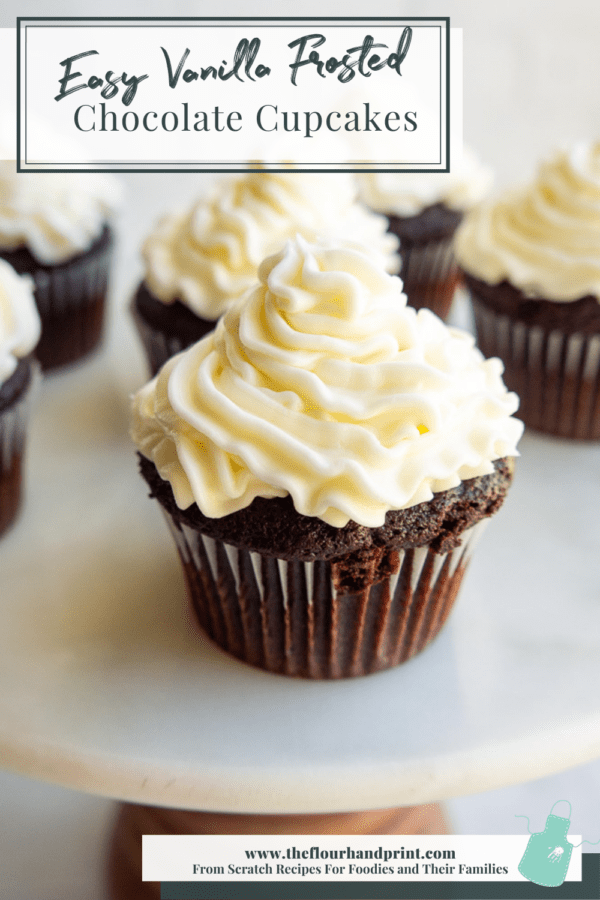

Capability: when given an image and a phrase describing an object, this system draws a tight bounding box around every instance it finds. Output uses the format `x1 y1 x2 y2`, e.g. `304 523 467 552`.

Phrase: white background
2 1 600 899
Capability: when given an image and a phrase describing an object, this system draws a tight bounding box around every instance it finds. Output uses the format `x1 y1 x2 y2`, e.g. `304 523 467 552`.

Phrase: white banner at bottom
142 835 582 883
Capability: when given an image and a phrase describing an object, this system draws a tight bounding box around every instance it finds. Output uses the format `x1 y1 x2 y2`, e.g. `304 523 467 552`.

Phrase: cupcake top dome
455 141 600 302
0 258 41 381
357 146 493 217
141 169 399 322
131 236 523 528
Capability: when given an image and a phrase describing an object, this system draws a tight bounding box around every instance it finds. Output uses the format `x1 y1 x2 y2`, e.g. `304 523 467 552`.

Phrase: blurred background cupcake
357 147 493 320
0 160 121 372
132 168 399 375
0 258 40 536
455 141 600 440
131 236 523 679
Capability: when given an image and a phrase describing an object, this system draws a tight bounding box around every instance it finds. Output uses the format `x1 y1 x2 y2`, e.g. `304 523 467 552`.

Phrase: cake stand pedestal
108 804 448 900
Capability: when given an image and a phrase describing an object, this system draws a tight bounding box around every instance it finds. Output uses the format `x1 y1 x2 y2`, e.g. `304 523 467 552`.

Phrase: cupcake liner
132 303 196 377
471 294 600 439
131 283 215 376
399 235 461 320
385 205 464 321
163 513 488 679
0 362 37 536
25 226 113 371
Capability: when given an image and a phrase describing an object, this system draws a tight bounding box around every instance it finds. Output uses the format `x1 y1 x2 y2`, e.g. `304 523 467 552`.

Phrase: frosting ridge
0 165 121 265
358 147 493 217
142 170 399 320
454 141 600 302
0 258 41 381
132 236 523 528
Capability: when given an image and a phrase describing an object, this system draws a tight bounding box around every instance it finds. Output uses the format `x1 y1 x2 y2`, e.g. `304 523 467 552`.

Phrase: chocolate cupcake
133 169 399 375
0 166 120 371
131 237 523 679
0 259 41 536
455 141 600 440
358 147 492 320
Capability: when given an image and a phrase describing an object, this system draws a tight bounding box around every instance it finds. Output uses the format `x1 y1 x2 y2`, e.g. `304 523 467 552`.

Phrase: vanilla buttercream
131 236 522 528
142 170 399 321
455 142 600 302
0 164 121 265
0 259 41 382
358 147 493 218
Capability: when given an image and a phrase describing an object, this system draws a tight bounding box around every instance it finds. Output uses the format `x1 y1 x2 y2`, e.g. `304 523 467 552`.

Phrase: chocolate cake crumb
387 203 463 245
464 272 600 334
139 453 514 563
0 225 112 274
133 281 215 342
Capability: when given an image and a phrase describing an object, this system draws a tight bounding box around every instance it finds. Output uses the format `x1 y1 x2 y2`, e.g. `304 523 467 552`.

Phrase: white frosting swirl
455 142 600 302
0 164 121 265
0 258 41 382
358 147 493 217
142 170 399 321
132 237 522 529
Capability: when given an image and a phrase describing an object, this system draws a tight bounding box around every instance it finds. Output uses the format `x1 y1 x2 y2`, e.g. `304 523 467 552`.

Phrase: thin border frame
16 16 451 174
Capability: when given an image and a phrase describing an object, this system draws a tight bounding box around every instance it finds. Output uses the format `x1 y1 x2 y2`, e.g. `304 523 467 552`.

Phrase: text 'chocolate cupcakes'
131 237 523 678
456 141 600 440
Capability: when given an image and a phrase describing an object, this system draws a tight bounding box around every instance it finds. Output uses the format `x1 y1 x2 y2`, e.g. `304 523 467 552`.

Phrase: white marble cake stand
1 316 600 897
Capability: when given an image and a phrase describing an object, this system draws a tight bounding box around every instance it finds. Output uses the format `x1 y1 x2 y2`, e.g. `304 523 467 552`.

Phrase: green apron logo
517 801 574 888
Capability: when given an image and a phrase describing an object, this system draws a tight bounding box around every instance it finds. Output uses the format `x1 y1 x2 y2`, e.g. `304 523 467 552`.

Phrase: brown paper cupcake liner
1 226 114 372
0 361 37 537
34 228 113 371
132 304 199 377
131 282 216 376
399 236 461 320
163 514 488 679
472 296 600 439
